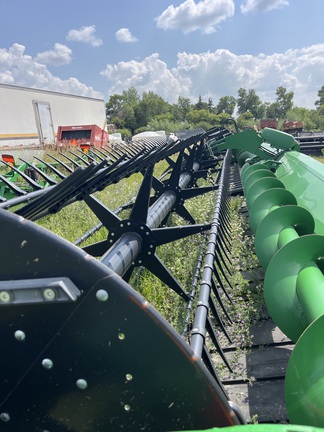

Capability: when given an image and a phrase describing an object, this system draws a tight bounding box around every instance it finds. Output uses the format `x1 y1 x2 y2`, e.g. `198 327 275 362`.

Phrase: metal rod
190 149 232 357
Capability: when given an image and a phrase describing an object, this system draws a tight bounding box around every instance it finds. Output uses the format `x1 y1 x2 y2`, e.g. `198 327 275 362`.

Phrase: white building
0 84 106 149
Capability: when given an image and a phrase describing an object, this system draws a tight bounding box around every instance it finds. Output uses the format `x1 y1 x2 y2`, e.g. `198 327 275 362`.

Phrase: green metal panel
285 314 324 427
183 424 324 432
276 151 324 234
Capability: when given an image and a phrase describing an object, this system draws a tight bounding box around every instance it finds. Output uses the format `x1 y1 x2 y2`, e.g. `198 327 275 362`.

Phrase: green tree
310 107 324 130
216 112 233 126
207 97 213 112
215 96 236 115
106 93 125 122
106 87 141 134
236 88 263 119
146 113 189 134
265 102 279 119
275 86 294 118
172 96 191 121
187 109 214 125
316 105 324 128
186 109 229 130
123 105 137 133
134 91 171 128
315 85 324 109
265 87 294 119
122 87 140 108
285 107 317 131
257 103 267 120
236 112 255 130
194 95 208 110
111 115 125 129
115 128 132 140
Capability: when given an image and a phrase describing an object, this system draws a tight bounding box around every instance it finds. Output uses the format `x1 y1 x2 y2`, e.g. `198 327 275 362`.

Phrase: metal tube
296 261 324 325
0 186 55 209
146 192 177 228
100 160 203 276
277 226 299 249
101 232 143 275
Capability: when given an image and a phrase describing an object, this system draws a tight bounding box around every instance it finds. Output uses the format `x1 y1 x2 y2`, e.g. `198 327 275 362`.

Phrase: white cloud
101 44 324 109
156 0 235 34
35 43 72 66
100 53 191 101
2 42 323 109
66 25 103 47
0 70 14 84
115 28 138 43
0 43 102 98
241 0 289 14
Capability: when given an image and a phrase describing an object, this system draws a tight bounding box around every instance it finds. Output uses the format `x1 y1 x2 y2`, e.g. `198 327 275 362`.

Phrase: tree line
106 85 324 138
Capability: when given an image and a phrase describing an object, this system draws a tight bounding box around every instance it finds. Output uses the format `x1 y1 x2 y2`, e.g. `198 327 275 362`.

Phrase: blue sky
0 0 323 108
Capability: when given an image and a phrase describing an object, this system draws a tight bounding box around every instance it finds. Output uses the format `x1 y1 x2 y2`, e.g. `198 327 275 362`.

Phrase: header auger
209 126 324 427
0 125 324 430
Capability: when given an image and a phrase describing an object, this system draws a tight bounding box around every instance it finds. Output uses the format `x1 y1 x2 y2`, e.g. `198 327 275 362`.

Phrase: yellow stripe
0 133 57 139
0 133 39 139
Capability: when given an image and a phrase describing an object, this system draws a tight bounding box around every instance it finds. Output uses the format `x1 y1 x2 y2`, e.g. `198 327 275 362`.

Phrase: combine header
0 126 324 431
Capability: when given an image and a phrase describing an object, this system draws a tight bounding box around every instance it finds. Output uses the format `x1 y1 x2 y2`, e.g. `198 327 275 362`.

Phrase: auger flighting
209 126 324 427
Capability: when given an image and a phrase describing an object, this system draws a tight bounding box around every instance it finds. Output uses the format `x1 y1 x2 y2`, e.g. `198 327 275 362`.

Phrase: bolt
42 358 53 369
76 379 88 390
0 291 10 303
96 289 109 302
0 413 10 422
43 288 56 301
14 330 26 342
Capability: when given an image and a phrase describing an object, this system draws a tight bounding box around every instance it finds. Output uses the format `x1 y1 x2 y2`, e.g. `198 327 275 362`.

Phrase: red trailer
282 120 303 135
260 118 279 130
56 124 109 148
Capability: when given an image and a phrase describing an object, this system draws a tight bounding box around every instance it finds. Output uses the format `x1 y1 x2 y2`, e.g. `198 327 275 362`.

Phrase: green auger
209 126 324 427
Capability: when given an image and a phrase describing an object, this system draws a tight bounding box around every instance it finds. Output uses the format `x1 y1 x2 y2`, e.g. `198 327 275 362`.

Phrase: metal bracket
0 277 81 305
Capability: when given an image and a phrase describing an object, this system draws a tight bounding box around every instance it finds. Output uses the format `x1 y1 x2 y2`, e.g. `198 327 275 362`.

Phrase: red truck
56 124 109 148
